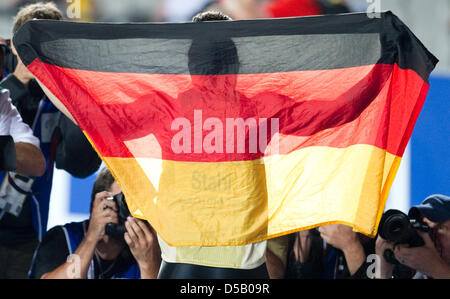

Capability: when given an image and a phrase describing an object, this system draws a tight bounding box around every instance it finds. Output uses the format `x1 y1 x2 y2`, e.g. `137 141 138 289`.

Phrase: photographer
28 167 161 279
0 2 101 279
376 194 450 279
0 87 45 177
285 224 375 279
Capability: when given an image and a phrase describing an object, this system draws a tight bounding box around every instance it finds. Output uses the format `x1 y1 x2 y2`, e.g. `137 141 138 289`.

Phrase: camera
105 192 130 242
0 135 17 172
378 209 431 264
0 39 17 80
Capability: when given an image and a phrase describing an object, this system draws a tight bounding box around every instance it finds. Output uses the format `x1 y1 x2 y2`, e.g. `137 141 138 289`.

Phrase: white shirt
157 234 267 269
0 88 40 148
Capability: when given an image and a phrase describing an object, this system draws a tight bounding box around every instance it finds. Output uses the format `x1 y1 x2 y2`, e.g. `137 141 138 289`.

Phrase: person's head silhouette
188 11 239 92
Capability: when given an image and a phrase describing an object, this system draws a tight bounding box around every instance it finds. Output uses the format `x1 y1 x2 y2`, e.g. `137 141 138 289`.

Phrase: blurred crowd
0 0 371 37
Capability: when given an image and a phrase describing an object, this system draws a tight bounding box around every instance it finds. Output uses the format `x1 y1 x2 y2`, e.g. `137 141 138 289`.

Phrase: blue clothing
29 220 141 279
0 98 60 241
1 74 100 245
61 220 141 279
28 98 60 241
323 246 338 279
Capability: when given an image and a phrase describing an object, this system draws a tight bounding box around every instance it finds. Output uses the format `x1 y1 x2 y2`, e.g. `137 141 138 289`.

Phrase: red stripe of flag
29 59 429 161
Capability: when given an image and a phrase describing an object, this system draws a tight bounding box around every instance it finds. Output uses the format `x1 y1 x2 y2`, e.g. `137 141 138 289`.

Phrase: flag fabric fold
14 11 437 246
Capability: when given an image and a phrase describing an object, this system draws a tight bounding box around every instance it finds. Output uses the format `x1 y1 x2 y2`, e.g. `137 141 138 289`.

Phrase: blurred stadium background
0 0 448 230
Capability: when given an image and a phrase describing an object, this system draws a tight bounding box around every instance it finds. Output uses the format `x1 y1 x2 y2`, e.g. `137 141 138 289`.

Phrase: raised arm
272 64 391 137
318 224 367 276
34 77 77 124
14 142 45 177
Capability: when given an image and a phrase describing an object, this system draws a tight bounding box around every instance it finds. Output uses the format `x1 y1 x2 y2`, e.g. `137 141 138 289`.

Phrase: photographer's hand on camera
375 236 395 278
124 217 161 279
394 229 450 278
41 191 120 279
86 191 118 243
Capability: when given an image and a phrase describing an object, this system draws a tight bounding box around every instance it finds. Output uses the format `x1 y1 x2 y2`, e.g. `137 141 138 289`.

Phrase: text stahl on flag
14 12 438 246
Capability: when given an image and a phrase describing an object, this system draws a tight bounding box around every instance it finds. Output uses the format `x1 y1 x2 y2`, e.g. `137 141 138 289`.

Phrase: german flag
14 12 437 246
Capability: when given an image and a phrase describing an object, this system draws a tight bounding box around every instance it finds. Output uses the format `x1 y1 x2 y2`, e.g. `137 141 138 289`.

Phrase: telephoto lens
378 209 430 264
379 210 413 244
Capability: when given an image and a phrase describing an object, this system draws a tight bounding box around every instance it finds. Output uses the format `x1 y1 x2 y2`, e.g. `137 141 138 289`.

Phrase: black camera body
378 209 431 264
0 39 17 80
0 135 17 172
105 192 130 242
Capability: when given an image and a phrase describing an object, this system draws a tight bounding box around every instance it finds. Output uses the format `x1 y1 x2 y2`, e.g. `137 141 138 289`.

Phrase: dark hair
13 2 63 34
188 11 238 75
90 167 116 213
192 10 232 22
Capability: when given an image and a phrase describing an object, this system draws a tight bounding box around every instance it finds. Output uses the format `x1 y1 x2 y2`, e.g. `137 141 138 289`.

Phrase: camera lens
105 193 130 242
384 214 409 242
379 209 410 243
